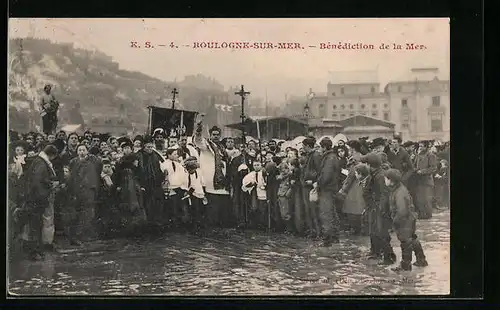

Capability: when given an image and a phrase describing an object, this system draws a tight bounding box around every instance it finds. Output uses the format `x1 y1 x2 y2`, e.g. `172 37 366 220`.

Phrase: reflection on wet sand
8 210 449 296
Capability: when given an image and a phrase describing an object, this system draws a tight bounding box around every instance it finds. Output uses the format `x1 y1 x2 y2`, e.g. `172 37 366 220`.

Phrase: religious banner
148 106 198 137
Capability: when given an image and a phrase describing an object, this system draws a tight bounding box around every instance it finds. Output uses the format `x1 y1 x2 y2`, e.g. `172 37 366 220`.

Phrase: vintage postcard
7 18 450 296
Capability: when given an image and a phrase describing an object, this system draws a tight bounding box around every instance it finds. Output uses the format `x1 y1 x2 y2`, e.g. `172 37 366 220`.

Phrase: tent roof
225 116 307 130
61 124 82 132
342 125 394 132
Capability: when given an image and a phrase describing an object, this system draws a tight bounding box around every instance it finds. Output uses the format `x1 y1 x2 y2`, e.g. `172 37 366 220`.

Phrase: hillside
8 37 178 133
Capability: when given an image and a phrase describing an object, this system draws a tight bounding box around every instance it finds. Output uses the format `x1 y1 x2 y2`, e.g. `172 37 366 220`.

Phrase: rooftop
342 125 394 132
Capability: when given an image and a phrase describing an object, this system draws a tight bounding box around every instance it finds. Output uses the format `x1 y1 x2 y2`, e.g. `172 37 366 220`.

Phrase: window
383 112 390 121
372 111 378 117
332 113 338 118
333 105 337 110
340 114 346 119
341 87 344 95
340 104 345 110
92 118 98 124
401 114 410 129
372 104 377 109
361 104 366 109
349 104 354 109
430 113 443 132
401 99 408 108
319 104 326 116
384 103 388 109
432 96 441 107
371 87 375 94
360 112 367 116
349 113 354 117
398 86 402 92
332 92 336 96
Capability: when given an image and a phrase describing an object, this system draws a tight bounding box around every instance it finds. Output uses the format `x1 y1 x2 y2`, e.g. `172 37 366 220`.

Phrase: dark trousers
292 187 305 234
346 213 363 234
249 199 269 230
302 186 321 236
415 184 433 219
66 188 97 242
42 112 57 135
232 185 246 226
375 213 396 260
143 187 166 226
168 188 188 226
397 219 427 267
24 203 47 254
318 190 340 240
187 197 206 231
206 193 232 228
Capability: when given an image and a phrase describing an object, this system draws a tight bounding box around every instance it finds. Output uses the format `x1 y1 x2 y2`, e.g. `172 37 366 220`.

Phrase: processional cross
171 88 179 110
235 85 250 142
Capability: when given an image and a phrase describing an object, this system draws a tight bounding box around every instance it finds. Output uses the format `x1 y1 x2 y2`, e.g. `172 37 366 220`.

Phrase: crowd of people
8 118 450 272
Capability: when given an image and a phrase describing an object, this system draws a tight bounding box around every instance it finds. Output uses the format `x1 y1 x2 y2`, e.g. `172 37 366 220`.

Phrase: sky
9 18 450 104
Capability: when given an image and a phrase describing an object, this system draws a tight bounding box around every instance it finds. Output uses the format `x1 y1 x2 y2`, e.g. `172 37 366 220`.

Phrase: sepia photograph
7 18 450 296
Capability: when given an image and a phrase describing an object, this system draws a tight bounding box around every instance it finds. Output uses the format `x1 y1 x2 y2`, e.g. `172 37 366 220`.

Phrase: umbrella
332 133 348 146
60 124 82 133
291 136 306 145
316 135 335 146
245 136 259 143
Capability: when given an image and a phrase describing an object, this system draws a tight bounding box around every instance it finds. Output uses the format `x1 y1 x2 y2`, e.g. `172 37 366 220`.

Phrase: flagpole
265 88 269 140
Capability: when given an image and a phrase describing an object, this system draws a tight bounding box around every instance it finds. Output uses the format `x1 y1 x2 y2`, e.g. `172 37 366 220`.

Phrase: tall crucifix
171 88 179 110
235 85 250 142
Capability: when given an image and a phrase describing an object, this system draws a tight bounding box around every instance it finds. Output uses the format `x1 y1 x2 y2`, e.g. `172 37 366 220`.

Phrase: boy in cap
181 156 207 234
370 137 387 154
361 153 397 264
164 148 188 228
385 168 428 271
242 159 268 230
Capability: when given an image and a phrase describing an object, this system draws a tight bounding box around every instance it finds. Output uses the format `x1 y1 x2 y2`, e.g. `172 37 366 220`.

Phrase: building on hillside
85 116 133 136
385 68 449 141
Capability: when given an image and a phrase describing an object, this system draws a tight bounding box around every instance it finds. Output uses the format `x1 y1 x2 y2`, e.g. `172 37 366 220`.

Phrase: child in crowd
342 163 371 235
434 159 450 209
242 159 269 230
276 161 294 234
165 148 188 228
97 158 116 237
181 156 207 234
114 153 146 236
385 169 428 272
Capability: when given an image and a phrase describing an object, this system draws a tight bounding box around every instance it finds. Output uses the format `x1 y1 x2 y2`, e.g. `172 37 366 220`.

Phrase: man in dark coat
361 153 397 265
300 136 322 238
316 138 341 246
136 135 167 231
39 84 59 135
413 141 438 219
67 144 102 245
386 135 415 186
21 145 59 260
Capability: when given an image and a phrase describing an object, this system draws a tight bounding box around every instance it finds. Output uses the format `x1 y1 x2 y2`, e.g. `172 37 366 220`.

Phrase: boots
322 235 340 247
378 252 397 266
412 239 429 267
367 235 382 259
392 261 412 272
